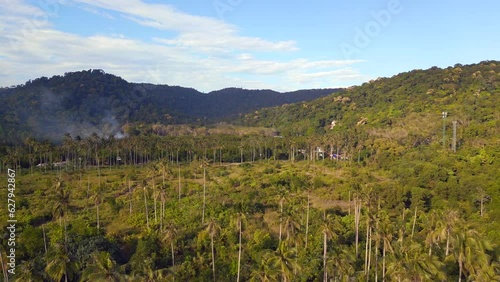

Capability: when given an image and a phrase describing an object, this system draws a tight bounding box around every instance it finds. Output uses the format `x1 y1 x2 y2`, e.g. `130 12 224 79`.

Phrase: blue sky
1 0 499 92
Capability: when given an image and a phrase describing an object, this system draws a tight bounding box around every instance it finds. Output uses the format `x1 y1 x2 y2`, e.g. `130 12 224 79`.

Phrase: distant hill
0 70 339 143
236 61 500 147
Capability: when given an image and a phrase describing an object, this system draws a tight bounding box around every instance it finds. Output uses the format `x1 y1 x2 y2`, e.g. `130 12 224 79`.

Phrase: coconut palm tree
24 137 38 175
282 212 301 244
326 246 355 282
272 241 299 282
14 259 44 282
132 257 170 282
81 251 126 282
202 163 207 225
205 218 220 282
52 177 70 245
422 210 446 258
378 210 395 282
249 251 279 282
386 241 445 282
45 243 77 282
353 191 362 258
235 212 247 282
319 214 336 282
443 209 460 256
90 184 104 230
276 188 289 243
142 180 150 229
146 165 159 224
162 223 178 268
62 133 74 170
159 188 167 231
449 227 496 282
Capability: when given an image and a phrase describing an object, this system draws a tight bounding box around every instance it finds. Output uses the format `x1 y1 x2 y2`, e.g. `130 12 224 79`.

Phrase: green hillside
237 61 499 145
0 61 499 281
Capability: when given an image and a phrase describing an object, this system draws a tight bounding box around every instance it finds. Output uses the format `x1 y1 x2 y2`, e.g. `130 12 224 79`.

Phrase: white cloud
0 0 366 91
71 0 297 53
289 68 368 85
69 2 116 19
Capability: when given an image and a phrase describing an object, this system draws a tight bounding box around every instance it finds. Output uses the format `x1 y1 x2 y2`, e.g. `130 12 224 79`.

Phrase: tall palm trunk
96 152 100 183
211 234 216 282
279 198 283 243
178 165 182 200
367 227 372 281
364 217 370 276
382 240 386 282
43 224 48 255
411 206 417 240
323 230 328 282
458 259 463 282
400 208 406 246
375 233 379 282
86 177 90 211
171 242 175 267
144 187 149 229
64 217 68 248
237 217 242 282
446 228 450 256
0 250 8 282
202 166 206 225
375 210 380 282
153 180 157 223
348 191 351 215
96 201 100 230
355 197 361 257
162 165 165 188
305 191 310 250
160 197 165 231
128 180 132 215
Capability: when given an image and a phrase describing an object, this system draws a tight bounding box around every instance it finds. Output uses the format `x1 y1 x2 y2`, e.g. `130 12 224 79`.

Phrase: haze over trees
0 69 338 143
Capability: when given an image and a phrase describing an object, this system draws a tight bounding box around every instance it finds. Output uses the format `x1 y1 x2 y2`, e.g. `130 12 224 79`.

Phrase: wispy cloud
65 1 115 19
72 0 297 53
0 0 366 91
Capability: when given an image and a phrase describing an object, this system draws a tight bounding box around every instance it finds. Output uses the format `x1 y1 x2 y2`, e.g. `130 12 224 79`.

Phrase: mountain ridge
0 69 339 143
236 60 500 144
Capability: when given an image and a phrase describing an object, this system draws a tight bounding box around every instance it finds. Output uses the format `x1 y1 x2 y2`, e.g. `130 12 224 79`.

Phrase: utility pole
442 112 448 149
452 121 457 153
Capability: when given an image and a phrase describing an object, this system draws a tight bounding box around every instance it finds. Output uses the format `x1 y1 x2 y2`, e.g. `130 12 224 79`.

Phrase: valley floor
1 158 499 281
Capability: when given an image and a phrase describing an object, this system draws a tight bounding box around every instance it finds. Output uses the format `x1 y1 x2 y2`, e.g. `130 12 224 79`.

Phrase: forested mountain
0 70 338 143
